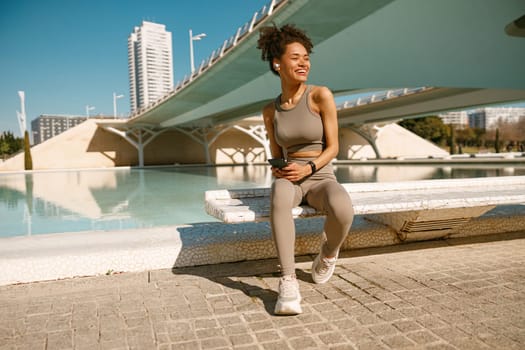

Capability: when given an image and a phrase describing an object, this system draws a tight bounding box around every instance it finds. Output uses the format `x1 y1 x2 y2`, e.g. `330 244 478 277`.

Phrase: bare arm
310 85 339 170
262 102 283 159
264 102 292 179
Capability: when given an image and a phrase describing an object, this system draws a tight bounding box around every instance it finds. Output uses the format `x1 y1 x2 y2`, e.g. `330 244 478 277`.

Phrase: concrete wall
0 120 137 171
144 130 205 165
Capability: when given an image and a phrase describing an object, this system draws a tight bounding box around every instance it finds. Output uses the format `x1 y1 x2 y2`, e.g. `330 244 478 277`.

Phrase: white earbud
274 63 280 69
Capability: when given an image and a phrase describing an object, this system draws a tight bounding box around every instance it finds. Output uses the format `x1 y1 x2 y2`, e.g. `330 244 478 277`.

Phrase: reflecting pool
1 163 524 237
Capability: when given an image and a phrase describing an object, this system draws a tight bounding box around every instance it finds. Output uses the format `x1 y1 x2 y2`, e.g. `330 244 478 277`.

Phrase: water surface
1 163 524 237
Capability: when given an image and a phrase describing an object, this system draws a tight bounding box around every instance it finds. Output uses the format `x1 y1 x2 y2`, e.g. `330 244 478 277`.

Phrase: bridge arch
342 124 382 159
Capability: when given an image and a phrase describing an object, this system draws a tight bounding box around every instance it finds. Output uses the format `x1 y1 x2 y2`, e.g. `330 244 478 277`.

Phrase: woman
257 24 354 315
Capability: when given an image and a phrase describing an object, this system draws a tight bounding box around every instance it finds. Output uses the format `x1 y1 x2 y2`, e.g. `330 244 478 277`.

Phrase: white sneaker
312 251 338 284
274 275 302 315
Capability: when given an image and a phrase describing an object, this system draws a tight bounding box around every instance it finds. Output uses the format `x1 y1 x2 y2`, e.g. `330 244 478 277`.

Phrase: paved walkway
1 232 524 350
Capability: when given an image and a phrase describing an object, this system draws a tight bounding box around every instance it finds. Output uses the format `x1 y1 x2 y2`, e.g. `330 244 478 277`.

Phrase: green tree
472 128 486 148
449 125 456 155
0 131 23 157
398 116 449 145
495 128 500 153
456 128 476 147
13 133 23 152
0 137 9 157
24 130 33 170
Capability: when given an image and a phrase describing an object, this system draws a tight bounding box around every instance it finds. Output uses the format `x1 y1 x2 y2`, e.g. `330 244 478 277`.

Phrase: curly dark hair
257 24 313 76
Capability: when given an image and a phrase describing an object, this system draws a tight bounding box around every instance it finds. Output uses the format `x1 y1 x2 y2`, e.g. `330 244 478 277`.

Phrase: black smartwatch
307 161 317 174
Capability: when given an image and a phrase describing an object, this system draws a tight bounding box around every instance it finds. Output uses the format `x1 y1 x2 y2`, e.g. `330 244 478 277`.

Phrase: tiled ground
1 231 524 349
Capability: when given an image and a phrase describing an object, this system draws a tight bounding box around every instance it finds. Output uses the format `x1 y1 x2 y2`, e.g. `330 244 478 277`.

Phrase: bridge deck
124 0 525 129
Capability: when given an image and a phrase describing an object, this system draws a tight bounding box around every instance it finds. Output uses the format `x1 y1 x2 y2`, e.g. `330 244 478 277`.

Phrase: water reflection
334 165 438 183
1 164 524 237
333 164 522 183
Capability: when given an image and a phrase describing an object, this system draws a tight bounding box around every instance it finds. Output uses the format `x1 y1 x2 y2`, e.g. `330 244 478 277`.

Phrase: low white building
438 111 469 129
439 107 525 130
468 107 525 130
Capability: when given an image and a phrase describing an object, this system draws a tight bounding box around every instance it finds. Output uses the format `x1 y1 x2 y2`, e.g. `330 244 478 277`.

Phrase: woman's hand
272 162 311 182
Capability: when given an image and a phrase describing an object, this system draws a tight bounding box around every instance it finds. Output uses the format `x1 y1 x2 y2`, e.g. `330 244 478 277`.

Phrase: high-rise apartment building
31 114 115 144
31 115 87 144
128 21 173 112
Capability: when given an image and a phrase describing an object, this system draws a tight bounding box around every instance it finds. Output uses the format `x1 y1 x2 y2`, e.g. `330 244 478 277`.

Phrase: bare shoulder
262 101 275 122
310 85 334 104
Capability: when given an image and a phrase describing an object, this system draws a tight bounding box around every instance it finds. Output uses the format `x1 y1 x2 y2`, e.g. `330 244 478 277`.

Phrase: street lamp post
16 91 27 137
113 93 124 118
86 105 95 118
189 29 206 74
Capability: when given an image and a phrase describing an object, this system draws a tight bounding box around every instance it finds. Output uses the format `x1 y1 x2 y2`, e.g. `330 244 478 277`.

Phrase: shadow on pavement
170 222 525 316
170 256 313 316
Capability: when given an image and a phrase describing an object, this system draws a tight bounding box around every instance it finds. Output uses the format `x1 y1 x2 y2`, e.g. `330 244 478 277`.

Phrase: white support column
233 124 270 159
175 123 271 165
137 131 144 167
205 141 211 164
345 124 382 159
101 125 164 167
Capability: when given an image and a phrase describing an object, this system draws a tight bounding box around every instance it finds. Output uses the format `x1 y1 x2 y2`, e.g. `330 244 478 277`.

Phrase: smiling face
274 42 310 84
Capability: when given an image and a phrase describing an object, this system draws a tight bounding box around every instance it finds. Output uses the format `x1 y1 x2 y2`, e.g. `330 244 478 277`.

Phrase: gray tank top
273 85 325 156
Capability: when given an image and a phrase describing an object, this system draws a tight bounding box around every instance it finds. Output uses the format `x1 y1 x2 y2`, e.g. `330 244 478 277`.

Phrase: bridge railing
129 0 286 119
336 87 431 110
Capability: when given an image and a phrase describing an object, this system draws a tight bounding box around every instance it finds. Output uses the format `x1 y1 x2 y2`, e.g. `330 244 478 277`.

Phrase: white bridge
98 0 525 166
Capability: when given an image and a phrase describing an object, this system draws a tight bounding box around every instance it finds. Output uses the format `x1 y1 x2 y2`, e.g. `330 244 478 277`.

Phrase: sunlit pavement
1 231 524 349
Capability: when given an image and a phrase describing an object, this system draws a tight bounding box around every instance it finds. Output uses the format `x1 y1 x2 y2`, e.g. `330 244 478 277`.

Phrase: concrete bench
205 176 525 241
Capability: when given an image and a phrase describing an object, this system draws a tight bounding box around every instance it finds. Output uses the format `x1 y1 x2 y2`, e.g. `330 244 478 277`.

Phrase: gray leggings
270 159 354 276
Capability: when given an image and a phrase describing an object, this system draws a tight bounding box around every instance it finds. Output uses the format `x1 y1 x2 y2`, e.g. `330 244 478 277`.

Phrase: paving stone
354 340 389 350
242 312 270 323
196 327 224 339
304 321 335 334
288 336 318 349
233 345 261 350
317 331 347 345
229 333 255 346
381 334 416 348
73 328 99 345
46 330 73 349
406 329 440 345
170 340 200 350
279 325 309 338
254 330 279 343
249 320 275 333
392 319 422 333
356 313 383 326
200 336 231 349
368 323 400 337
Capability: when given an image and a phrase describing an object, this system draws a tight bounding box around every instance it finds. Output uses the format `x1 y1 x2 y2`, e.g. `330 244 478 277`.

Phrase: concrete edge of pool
1 204 523 286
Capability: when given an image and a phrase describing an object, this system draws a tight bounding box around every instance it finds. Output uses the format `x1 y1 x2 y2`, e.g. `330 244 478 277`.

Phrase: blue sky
0 0 270 136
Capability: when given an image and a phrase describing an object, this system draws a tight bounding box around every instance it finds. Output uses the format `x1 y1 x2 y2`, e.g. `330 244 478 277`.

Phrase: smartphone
268 158 288 169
